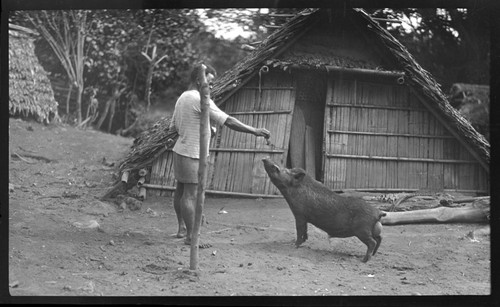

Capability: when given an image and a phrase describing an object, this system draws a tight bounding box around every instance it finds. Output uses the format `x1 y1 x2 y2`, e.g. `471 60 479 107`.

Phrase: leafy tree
10 9 206 132
369 8 490 90
367 8 490 140
190 31 250 77
193 9 302 78
23 10 90 124
201 8 301 42
83 9 205 132
83 9 137 131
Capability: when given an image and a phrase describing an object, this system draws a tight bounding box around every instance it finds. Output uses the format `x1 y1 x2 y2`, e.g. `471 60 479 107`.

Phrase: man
168 64 271 248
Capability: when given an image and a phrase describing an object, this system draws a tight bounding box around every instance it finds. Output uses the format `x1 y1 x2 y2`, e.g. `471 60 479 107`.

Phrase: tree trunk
144 65 154 111
66 83 72 115
85 100 91 120
107 99 116 133
76 85 83 124
96 87 125 131
125 74 139 129
124 104 129 129
95 95 112 130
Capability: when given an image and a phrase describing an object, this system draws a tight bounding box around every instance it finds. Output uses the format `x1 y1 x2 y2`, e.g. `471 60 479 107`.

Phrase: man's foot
176 229 187 238
184 238 212 249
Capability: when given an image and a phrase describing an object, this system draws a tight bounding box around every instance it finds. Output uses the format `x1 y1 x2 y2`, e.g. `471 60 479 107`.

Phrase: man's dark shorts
173 152 199 184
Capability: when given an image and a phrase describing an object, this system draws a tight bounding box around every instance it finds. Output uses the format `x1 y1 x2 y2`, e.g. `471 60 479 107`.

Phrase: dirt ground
6 117 491 301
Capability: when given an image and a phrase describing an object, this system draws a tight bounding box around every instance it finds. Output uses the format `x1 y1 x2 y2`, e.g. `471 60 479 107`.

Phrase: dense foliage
84 10 204 98
369 8 490 91
9 8 489 137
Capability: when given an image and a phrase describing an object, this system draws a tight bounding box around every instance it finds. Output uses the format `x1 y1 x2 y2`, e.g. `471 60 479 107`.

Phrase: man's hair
190 63 217 84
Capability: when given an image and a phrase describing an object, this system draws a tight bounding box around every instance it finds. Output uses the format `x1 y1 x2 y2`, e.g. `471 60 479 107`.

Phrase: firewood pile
118 116 178 174
101 116 178 200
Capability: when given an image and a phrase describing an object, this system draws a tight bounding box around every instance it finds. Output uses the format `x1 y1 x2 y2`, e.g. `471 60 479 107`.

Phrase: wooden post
137 176 146 200
137 169 148 200
190 65 210 270
138 186 147 200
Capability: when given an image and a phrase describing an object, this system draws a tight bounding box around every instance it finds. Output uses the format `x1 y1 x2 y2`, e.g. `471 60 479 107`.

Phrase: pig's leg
372 221 383 255
357 234 377 262
294 217 308 247
373 235 382 255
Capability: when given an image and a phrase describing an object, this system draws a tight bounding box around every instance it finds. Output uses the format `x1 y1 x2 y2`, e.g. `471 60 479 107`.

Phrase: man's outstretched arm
224 116 270 138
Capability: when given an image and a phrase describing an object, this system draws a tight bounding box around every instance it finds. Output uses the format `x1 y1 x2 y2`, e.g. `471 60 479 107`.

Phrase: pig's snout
262 157 273 168
261 157 272 164
262 158 280 173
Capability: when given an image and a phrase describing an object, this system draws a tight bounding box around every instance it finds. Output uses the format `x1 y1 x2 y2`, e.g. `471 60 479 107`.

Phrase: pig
262 158 386 262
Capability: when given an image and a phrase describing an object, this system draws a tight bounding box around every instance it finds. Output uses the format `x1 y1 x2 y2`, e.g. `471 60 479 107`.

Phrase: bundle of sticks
118 116 178 173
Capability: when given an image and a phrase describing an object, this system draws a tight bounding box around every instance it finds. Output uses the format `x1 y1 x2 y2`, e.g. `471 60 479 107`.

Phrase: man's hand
255 128 271 139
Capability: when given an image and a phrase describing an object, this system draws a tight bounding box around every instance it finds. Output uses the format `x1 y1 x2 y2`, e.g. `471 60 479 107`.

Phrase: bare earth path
6 118 491 303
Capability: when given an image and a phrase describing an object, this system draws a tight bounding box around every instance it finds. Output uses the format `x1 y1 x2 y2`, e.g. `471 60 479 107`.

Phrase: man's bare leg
180 183 211 248
173 181 186 238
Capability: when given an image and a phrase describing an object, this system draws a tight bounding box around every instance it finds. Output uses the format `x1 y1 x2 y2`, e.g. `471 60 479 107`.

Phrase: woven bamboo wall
149 70 296 196
149 151 176 196
323 74 489 193
207 71 296 195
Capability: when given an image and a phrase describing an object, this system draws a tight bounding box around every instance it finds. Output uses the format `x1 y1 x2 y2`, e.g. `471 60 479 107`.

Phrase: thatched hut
9 24 59 123
121 8 489 197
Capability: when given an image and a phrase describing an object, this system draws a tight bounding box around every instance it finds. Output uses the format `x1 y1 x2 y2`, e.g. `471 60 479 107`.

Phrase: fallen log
454 196 490 204
381 206 489 225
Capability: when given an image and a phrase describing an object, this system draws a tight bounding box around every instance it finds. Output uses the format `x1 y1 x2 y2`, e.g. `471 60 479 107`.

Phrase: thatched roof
209 9 319 101
119 8 489 174
9 24 59 123
209 8 489 166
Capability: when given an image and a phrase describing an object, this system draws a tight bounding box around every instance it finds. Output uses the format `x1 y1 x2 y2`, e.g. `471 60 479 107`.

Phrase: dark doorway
288 71 327 180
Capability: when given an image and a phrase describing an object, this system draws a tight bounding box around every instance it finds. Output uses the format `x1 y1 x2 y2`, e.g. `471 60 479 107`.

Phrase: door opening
287 71 326 181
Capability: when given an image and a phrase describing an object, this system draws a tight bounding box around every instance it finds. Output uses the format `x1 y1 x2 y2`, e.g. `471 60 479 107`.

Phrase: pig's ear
293 169 306 182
